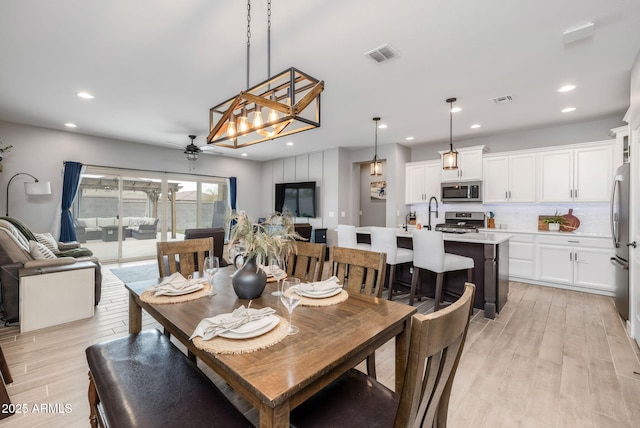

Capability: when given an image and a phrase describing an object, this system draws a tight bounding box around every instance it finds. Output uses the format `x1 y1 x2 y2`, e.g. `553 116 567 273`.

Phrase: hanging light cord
267 0 271 79
374 118 379 157
449 99 453 151
246 0 251 90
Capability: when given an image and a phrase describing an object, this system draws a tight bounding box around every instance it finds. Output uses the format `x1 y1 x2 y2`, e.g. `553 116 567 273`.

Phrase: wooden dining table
125 266 416 427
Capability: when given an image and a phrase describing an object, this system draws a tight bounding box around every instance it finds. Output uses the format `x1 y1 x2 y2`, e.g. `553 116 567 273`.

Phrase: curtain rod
63 161 229 180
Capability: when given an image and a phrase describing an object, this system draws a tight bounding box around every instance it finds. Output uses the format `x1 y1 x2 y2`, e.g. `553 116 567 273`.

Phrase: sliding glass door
73 167 229 263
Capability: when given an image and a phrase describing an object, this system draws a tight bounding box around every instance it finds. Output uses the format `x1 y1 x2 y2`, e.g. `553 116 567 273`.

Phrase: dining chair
369 226 413 301
410 230 474 310
328 245 386 378
336 224 371 250
286 241 326 283
156 237 213 278
290 283 476 428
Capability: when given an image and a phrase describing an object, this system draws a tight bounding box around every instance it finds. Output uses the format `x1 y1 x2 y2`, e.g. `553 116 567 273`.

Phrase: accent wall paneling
283 157 296 182
296 154 309 181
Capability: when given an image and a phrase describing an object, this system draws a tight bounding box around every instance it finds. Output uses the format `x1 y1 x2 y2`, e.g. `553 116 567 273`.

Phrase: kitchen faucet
427 196 439 230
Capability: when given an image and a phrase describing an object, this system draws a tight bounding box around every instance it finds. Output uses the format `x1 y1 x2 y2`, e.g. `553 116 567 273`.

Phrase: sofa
75 217 159 242
0 217 102 324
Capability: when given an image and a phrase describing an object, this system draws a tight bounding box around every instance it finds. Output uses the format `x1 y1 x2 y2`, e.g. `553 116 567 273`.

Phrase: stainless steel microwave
441 181 482 202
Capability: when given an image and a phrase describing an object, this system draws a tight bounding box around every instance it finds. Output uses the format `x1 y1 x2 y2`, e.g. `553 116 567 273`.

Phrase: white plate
295 286 342 299
155 283 204 296
218 315 280 339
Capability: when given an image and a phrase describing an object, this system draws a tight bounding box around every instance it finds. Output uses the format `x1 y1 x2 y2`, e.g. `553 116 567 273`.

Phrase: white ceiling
1 0 639 161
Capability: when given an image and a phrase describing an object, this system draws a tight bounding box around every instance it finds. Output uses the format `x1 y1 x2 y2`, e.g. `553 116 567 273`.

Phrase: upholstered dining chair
290 283 476 428
286 241 326 283
328 246 386 377
369 226 413 301
410 230 474 310
336 224 371 250
156 237 213 278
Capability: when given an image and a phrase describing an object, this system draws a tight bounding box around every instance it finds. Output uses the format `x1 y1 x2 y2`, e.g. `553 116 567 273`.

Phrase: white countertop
355 227 512 245
477 228 612 239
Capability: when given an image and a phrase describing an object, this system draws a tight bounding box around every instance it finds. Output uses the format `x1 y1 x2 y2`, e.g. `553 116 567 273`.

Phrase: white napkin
190 305 276 340
151 272 205 296
260 264 285 278
299 276 342 293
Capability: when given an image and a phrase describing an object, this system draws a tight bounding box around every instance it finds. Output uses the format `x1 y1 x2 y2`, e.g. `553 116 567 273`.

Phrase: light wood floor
1 263 639 427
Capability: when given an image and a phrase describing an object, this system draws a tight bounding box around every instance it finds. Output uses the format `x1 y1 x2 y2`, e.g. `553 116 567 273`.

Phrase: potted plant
227 212 302 299
542 211 567 232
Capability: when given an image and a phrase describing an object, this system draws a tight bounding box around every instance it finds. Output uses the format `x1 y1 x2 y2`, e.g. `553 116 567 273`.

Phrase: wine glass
269 258 286 296
280 278 301 335
204 256 219 296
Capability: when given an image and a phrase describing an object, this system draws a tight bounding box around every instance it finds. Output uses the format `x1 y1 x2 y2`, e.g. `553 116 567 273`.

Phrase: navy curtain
60 161 83 242
229 176 237 230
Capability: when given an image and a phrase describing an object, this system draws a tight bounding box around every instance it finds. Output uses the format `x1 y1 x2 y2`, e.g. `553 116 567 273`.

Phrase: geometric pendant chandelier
207 67 324 149
206 0 324 149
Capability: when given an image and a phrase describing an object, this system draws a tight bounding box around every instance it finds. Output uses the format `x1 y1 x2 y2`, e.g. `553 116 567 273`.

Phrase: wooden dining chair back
329 246 387 297
286 241 326 283
156 238 213 277
328 246 387 378
289 283 476 428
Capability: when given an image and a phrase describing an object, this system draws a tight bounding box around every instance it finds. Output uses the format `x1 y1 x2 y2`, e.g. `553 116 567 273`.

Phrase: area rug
110 263 160 284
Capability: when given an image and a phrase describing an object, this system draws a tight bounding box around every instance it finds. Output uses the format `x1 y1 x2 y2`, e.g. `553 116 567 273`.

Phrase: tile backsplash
409 202 611 235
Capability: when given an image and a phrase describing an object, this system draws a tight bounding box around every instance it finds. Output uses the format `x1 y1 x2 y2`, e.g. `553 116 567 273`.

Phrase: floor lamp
5 173 52 216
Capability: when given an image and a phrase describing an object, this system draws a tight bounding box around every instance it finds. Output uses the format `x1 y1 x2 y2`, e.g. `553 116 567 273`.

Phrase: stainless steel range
434 211 485 233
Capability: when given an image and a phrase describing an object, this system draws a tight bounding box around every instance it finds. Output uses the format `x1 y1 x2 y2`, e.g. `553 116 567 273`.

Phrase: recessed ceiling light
558 85 576 93
64 123 77 128
286 141 294 146
378 124 387 129
241 153 248 157
561 107 576 113
470 124 481 129
76 91 94 99
450 107 462 113
405 136 414 141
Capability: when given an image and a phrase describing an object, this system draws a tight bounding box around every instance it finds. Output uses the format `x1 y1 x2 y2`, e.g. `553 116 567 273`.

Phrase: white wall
410 114 625 162
0 120 264 233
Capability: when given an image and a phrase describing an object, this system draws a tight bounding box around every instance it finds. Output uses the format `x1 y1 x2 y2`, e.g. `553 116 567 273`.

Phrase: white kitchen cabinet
440 146 485 182
539 141 614 202
535 235 614 293
483 153 536 203
405 161 441 204
508 233 535 279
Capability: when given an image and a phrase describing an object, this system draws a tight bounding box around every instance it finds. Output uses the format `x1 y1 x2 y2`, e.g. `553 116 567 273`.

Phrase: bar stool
410 230 473 310
336 224 371 250
370 227 413 300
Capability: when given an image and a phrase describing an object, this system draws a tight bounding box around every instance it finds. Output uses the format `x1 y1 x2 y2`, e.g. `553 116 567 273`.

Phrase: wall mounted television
275 181 317 218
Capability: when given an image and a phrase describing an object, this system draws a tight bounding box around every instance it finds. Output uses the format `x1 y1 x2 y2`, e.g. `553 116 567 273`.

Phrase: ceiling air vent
365 44 400 64
491 95 513 104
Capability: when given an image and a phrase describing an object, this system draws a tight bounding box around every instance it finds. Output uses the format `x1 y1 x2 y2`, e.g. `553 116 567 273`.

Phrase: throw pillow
29 240 57 260
34 232 60 254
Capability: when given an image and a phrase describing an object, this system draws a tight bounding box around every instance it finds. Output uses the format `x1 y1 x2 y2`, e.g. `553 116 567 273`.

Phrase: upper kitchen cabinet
439 146 486 182
405 160 441 204
539 141 614 203
483 153 536 203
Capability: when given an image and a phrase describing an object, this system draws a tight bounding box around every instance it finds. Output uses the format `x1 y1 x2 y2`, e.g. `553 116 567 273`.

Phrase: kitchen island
356 227 512 318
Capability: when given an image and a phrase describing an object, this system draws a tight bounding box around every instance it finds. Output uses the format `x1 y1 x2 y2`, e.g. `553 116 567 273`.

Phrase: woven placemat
140 283 213 304
298 290 349 307
192 315 289 355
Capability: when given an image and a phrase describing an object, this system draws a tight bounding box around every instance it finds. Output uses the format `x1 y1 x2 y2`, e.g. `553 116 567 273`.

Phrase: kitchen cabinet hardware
568 240 580 243
627 241 637 248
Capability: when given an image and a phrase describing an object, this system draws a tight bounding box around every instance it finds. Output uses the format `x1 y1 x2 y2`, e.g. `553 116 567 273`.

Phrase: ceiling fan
180 135 223 160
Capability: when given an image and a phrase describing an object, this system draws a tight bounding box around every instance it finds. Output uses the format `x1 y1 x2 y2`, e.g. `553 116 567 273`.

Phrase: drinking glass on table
204 256 219 296
280 278 301 335
269 258 286 296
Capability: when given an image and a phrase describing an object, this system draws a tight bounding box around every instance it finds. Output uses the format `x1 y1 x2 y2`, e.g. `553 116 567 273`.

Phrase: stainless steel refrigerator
610 162 630 320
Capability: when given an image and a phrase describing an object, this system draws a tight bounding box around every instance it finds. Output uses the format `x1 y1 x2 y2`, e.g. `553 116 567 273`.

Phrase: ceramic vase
231 256 267 299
